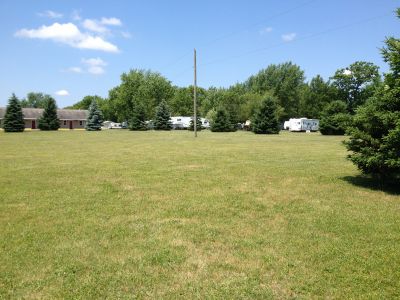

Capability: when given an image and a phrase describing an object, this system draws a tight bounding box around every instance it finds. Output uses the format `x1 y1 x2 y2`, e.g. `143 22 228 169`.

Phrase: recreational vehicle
287 118 319 132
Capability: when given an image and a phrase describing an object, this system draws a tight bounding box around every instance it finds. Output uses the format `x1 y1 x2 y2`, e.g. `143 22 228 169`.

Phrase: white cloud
82 19 109 33
82 57 107 75
66 67 83 73
15 22 119 53
65 58 107 75
101 17 122 26
281 33 296 42
260 27 273 35
55 90 69 96
16 22 81 42
38 10 63 19
82 57 107 66
75 36 118 52
88 66 105 75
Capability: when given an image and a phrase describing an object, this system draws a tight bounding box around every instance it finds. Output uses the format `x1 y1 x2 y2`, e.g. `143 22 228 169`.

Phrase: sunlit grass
0 130 399 298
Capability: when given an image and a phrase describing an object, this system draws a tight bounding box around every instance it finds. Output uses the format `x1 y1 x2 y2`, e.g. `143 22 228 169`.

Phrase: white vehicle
287 118 319 132
102 121 122 129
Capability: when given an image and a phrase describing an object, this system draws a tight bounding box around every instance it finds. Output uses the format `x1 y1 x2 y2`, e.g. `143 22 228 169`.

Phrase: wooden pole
194 48 197 137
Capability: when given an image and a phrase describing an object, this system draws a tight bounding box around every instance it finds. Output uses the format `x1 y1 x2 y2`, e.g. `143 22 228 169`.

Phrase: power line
202 0 318 48
161 0 318 76
198 12 392 68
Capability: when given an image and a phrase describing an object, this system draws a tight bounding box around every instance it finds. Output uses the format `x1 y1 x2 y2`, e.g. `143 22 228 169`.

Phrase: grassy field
0 130 399 299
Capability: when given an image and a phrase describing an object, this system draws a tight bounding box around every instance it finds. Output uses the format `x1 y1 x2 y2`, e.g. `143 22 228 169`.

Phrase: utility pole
193 48 197 137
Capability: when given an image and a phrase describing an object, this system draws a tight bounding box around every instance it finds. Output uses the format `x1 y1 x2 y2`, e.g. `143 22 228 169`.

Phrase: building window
79 121 83 126
64 120 67 125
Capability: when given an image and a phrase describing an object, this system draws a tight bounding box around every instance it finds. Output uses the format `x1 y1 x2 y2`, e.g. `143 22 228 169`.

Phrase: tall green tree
319 100 352 135
331 61 381 113
251 96 280 134
345 9 400 181
38 97 60 130
170 86 207 116
299 75 337 118
20 92 53 108
129 102 147 131
66 95 115 121
154 100 172 130
3 94 25 132
108 69 174 122
85 100 104 131
245 62 305 120
211 107 234 132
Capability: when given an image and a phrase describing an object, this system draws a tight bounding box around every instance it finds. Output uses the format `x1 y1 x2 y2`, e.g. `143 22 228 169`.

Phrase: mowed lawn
0 130 399 299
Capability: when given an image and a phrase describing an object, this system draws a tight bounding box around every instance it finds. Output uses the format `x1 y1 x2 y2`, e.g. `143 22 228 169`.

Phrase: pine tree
210 107 233 132
319 100 352 135
251 96 280 134
188 116 202 131
345 9 400 182
3 93 25 132
38 97 60 130
129 102 147 131
153 100 172 130
85 100 104 131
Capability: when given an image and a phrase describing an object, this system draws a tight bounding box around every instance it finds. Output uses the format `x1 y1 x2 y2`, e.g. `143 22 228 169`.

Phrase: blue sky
0 0 398 107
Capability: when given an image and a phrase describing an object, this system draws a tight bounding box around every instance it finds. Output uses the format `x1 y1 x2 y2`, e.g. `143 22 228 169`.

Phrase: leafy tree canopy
20 92 53 108
331 61 381 113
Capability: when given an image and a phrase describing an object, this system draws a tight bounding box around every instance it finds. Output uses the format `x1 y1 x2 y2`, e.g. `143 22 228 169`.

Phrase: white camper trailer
171 116 192 129
287 118 319 132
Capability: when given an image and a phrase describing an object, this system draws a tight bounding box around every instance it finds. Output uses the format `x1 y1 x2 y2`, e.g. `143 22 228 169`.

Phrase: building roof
0 108 88 120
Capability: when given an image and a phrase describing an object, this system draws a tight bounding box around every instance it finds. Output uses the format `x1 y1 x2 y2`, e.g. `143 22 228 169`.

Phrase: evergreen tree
129 102 147 131
153 100 172 130
3 93 25 132
85 100 104 131
345 9 400 181
319 100 352 135
38 97 60 130
210 107 234 132
251 96 280 134
188 116 202 131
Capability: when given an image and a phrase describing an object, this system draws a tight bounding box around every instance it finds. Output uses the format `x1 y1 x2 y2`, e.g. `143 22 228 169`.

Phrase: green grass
0 130 399 299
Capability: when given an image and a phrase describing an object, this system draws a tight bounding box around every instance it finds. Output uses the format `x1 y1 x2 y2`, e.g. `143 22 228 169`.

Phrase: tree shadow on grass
341 175 400 196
